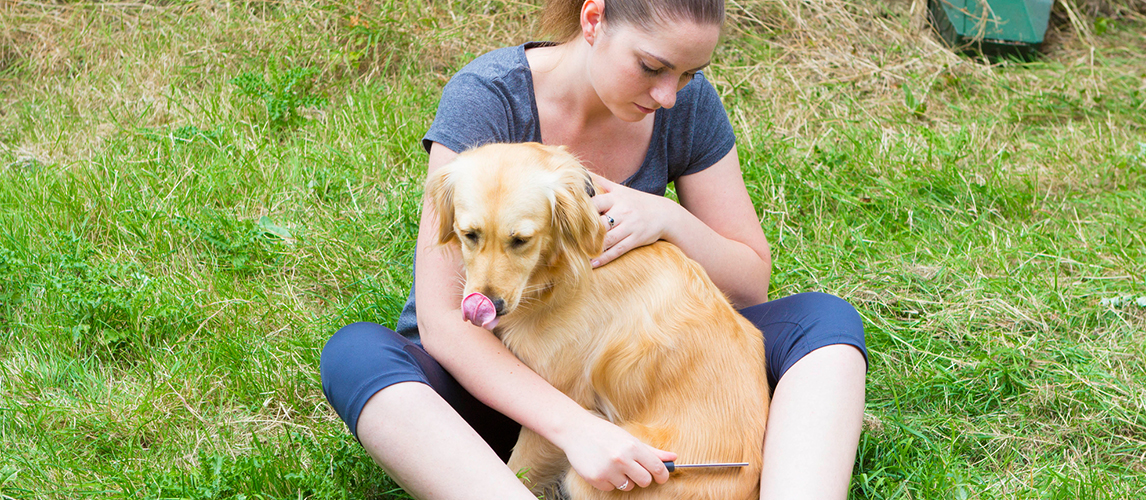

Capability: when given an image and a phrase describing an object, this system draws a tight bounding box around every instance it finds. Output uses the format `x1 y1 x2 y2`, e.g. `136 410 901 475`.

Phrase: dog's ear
424 163 458 246
551 144 595 197
551 165 605 266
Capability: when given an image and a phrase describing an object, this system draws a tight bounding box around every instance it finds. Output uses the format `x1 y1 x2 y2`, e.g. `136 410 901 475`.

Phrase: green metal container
928 0 1054 58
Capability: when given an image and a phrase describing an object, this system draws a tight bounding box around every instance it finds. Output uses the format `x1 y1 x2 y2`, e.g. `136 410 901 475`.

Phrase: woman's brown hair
540 0 725 42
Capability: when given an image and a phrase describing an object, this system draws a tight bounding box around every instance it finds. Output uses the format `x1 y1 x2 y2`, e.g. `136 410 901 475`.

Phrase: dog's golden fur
426 142 769 499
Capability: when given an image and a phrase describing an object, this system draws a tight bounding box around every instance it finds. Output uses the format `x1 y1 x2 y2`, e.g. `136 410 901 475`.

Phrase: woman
320 0 868 498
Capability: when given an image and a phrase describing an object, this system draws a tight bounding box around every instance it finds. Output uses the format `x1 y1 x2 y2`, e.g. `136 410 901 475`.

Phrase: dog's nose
492 298 507 316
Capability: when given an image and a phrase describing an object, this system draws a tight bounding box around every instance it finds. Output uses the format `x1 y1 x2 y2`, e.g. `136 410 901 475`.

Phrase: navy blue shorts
319 292 867 461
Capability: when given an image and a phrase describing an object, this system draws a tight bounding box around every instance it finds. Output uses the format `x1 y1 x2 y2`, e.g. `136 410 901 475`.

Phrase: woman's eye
639 61 662 75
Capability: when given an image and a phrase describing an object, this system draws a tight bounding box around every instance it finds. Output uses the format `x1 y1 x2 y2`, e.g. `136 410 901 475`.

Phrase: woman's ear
424 164 458 246
580 0 604 45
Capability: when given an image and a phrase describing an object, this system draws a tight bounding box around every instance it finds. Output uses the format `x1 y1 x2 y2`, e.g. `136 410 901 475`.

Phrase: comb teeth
675 462 749 468
664 461 749 472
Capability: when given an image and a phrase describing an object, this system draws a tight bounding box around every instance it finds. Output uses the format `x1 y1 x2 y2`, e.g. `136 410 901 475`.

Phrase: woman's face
587 18 721 122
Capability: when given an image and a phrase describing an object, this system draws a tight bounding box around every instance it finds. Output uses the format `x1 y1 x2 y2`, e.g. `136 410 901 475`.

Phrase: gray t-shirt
396 42 737 341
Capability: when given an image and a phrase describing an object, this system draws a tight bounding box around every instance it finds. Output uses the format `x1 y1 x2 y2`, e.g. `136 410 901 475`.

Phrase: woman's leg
759 345 866 499
738 292 868 499
320 322 535 500
355 382 538 499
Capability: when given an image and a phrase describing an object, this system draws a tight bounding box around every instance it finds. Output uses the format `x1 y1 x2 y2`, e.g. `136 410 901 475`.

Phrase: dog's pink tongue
462 292 499 330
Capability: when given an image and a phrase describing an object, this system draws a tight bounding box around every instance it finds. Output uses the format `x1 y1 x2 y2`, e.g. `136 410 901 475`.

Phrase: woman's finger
593 233 636 268
601 219 626 248
638 447 677 485
616 475 635 491
610 476 626 491
600 213 616 232
588 171 618 193
592 192 614 213
619 445 672 489
623 464 654 489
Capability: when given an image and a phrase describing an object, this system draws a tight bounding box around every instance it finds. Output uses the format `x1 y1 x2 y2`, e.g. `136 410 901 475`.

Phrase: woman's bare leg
760 345 867 499
355 381 537 500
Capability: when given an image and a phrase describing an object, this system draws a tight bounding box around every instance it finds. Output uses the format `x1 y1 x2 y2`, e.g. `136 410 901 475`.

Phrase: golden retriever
425 142 769 499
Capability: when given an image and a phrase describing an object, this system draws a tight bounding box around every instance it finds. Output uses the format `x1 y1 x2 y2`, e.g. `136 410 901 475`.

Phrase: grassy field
1 0 1144 498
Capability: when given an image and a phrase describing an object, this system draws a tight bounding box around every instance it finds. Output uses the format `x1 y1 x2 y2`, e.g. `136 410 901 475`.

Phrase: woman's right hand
556 413 676 491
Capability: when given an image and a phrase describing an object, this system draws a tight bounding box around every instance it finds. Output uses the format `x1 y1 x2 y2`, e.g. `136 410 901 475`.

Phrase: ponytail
540 0 725 42
540 0 586 41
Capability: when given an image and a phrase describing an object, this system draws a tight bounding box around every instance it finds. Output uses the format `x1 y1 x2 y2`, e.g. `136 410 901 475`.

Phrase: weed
231 66 328 130
0 246 30 325
37 233 200 360
902 82 928 118
172 211 288 275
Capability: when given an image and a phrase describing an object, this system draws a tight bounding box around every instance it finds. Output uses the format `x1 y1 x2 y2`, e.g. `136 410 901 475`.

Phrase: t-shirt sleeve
679 74 737 177
422 72 515 155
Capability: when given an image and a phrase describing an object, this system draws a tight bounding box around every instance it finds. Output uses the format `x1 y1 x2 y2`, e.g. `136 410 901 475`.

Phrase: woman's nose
650 77 678 109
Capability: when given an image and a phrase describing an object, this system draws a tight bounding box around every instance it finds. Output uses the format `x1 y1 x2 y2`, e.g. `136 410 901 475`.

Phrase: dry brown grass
0 1 531 163
708 0 1145 202
2 0 1140 153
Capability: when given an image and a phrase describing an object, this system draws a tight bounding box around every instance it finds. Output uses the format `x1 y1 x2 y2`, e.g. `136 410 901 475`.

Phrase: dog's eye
462 231 479 243
509 237 528 248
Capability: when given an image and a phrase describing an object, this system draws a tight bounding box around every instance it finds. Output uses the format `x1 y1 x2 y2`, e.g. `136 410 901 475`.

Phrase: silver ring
618 480 630 490
605 214 615 229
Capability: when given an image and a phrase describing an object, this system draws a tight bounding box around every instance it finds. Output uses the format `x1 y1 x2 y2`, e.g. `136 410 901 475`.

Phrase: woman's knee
319 322 429 437
787 292 864 338
753 292 868 386
800 293 867 373
319 321 419 400
322 322 391 377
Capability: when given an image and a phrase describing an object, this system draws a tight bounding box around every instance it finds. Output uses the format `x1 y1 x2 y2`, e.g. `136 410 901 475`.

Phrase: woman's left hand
590 173 681 268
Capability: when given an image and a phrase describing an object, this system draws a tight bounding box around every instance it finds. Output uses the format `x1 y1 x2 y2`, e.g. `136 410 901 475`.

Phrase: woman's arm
670 146 772 306
592 146 771 308
415 142 676 491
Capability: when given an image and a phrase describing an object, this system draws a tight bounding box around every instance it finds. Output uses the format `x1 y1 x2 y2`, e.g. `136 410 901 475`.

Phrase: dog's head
425 142 604 319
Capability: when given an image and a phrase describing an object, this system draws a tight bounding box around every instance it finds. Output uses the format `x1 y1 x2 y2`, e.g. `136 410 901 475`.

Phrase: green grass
1 0 1144 498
